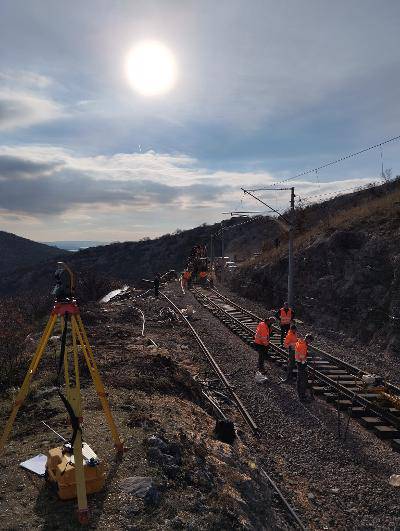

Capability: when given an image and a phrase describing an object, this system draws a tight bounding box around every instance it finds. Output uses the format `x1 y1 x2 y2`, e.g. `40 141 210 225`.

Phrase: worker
187 270 193 289
182 270 190 289
199 270 207 285
154 273 160 298
254 317 275 373
295 334 314 402
281 324 298 383
275 302 295 346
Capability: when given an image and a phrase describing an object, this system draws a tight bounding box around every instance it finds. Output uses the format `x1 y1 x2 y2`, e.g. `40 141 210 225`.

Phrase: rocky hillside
0 231 69 276
229 178 400 353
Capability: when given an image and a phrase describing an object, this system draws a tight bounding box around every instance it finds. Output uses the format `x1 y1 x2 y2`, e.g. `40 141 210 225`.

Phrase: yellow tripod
0 267 123 524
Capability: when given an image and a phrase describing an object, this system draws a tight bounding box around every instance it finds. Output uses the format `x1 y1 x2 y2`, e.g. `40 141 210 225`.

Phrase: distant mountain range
44 241 109 251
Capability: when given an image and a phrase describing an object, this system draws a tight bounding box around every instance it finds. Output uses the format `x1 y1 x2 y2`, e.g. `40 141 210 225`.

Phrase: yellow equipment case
47 445 105 500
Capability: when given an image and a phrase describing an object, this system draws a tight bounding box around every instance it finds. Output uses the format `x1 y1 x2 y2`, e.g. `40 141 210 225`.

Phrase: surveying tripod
0 262 123 524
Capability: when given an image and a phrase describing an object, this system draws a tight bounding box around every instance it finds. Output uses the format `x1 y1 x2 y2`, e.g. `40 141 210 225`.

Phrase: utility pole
210 233 214 269
287 187 295 307
221 221 224 259
220 222 225 283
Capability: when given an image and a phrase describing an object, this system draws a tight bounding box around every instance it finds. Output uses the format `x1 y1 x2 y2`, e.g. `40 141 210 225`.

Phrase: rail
160 290 307 530
193 287 400 433
159 292 258 433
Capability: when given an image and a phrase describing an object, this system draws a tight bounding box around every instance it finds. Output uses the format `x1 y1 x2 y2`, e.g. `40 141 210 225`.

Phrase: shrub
0 297 33 391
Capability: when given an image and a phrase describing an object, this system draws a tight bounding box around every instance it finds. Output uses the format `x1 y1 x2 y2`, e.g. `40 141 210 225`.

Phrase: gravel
164 283 400 530
218 284 400 387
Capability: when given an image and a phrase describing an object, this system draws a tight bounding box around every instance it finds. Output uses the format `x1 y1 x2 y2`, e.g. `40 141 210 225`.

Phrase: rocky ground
2 280 400 530
0 285 277 530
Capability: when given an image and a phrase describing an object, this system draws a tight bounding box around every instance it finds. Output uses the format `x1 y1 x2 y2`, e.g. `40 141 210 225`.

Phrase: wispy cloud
0 69 64 131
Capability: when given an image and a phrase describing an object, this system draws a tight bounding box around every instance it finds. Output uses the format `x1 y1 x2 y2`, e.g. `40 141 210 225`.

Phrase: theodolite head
52 262 76 301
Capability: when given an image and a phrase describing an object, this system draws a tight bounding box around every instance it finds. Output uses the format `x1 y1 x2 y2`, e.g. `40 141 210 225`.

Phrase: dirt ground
3 280 400 530
0 287 280 530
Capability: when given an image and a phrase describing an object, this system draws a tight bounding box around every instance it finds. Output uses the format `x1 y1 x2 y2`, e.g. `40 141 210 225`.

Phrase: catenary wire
272 134 400 185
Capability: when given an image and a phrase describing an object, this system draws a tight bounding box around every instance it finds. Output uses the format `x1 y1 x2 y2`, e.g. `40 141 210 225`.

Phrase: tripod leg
0 314 58 455
69 325 89 523
72 316 123 453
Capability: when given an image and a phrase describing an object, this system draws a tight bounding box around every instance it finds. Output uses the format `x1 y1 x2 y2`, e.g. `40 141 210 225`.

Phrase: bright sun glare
125 41 177 97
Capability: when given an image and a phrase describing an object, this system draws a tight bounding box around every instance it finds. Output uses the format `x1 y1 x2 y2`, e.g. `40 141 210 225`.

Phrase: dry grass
244 184 400 268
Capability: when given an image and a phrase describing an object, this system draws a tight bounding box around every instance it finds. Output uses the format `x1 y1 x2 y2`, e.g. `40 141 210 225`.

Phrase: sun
125 40 177 97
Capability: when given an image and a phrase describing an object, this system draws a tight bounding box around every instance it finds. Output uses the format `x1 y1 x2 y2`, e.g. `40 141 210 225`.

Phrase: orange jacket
199 271 207 278
295 339 308 362
183 271 191 280
284 329 297 348
254 322 270 346
279 308 293 325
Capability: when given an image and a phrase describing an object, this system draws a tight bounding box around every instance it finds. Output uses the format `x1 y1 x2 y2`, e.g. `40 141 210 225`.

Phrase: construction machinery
185 244 210 286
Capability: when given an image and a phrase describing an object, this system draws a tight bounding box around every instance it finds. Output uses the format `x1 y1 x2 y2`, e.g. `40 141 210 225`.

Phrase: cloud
0 145 378 221
0 70 52 89
0 69 64 131
0 89 64 131
0 148 231 214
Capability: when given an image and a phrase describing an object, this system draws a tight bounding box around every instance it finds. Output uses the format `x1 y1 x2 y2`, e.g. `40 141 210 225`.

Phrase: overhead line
273 134 400 185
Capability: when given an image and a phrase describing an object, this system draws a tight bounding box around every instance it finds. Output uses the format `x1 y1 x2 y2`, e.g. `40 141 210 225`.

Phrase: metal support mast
288 187 295 307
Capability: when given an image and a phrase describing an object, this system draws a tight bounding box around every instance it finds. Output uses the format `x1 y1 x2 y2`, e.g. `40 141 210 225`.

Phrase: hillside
229 178 400 352
1 178 400 355
0 218 273 297
0 231 69 276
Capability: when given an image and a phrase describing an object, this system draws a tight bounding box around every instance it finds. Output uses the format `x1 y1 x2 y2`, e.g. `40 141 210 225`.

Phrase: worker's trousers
280 324 290 345
296 361 308 399
255 344 269 371
286 347 296 381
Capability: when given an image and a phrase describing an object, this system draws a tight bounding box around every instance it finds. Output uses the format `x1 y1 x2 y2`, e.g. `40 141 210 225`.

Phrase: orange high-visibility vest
295 339 308 362
199 271 207 278
254 322 270 346
284 329 297 348
280 308 293 325
183 271 191 280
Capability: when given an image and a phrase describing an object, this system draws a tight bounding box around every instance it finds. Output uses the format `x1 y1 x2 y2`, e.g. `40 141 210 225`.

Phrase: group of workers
254 302 313 402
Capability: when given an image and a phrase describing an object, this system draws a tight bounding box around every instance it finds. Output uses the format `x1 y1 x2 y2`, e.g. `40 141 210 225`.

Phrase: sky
0 0 399 242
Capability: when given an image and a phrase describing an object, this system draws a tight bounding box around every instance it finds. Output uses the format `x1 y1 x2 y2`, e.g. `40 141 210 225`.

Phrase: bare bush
76 268 120 303
0 297 33 391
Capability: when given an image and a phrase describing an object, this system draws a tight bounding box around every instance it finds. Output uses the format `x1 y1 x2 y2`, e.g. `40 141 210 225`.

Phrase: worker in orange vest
280 324 298 383
275 302 295 346
182 270 190 289
254 317 275 372
295 334 313 401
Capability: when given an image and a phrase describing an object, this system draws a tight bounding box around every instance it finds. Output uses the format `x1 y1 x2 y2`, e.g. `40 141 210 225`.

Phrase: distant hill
44 241 109 251
0 231 69 276
0 217 269 297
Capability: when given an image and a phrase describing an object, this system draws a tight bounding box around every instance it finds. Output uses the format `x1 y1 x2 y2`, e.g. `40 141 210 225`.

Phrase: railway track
191 286 400 449
160 291 307 531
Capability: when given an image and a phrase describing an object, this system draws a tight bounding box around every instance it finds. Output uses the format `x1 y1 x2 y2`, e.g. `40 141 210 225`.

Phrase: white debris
389 474 400 487
254 371 268 384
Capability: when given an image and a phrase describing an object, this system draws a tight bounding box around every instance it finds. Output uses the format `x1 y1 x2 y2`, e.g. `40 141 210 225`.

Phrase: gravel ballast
166 283 400 530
